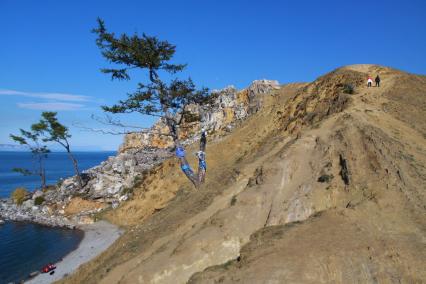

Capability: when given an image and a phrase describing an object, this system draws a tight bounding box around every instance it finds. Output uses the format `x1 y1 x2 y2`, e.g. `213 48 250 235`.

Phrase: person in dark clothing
375 75 381 87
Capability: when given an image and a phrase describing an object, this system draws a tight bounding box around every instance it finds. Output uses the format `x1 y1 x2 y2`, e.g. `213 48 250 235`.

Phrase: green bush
34 196 45 206
230 195 237 206
122 187 133 195
342 84 354 94
11 187 29 205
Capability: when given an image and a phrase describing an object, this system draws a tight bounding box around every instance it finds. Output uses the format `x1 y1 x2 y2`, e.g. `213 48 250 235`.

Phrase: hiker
375 75 381 87
175 129 207 187
367 76 373 87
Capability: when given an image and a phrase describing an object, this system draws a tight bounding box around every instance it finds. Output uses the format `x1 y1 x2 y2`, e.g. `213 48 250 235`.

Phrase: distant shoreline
0 151 117 197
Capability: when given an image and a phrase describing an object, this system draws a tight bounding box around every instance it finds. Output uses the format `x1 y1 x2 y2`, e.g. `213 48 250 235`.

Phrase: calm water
0 151 114 283
0 221 84 283
0 151 115 198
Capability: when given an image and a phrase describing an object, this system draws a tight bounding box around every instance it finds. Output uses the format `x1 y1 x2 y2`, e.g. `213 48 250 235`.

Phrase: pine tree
93 18 213 187
33 112 83 189
10 128 50 189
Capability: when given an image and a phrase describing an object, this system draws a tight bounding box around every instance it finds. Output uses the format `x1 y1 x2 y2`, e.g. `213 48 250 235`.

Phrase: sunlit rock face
0 80 280 227
119 80 280 153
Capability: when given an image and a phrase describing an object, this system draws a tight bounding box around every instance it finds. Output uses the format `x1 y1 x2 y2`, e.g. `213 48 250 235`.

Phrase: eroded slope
61 65 426 284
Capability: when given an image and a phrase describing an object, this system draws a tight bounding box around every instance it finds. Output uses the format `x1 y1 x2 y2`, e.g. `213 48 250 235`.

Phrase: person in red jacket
367 75 373 87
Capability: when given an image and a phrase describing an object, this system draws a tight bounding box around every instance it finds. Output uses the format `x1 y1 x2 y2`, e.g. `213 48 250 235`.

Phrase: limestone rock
247 79 280 114
22 199 34 209
119 80 280 153
32 190 43 200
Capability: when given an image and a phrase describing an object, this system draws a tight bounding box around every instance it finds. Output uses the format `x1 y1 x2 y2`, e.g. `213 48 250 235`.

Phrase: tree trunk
38 155 46 189
164 116 200 188
66 149 83 189
41 169 46 189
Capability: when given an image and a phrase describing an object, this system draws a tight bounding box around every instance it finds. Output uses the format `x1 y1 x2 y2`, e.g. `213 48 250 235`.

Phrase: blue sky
1 0 425 151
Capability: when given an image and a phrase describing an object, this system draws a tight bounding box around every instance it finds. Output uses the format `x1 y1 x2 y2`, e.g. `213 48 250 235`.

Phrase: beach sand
26 220 122 284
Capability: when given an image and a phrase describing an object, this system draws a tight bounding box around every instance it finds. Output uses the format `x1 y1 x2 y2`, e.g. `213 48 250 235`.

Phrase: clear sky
1 0 425 151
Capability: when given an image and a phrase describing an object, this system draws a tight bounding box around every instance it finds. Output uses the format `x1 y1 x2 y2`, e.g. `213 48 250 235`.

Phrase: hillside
60 65 426 283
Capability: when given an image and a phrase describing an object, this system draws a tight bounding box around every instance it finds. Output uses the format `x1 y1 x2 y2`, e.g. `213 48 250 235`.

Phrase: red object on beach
41 263 56 273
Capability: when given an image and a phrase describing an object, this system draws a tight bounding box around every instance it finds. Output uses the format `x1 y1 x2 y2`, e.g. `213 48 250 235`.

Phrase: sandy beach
26 220 123 284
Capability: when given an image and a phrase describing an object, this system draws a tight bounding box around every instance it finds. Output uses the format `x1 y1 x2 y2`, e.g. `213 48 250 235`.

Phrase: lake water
0 151 115 197
0 151 115 283
0 221 84 283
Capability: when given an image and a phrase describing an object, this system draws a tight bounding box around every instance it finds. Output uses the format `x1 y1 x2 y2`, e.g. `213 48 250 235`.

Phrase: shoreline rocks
0 148 172 228
0 198 76 228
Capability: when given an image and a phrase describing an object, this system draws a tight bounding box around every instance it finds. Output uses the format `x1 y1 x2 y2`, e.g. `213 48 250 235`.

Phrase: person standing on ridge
375 75 381 87
367 75 373 87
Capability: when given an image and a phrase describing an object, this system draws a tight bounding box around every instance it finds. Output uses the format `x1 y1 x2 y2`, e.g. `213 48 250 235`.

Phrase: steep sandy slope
60 65 425 283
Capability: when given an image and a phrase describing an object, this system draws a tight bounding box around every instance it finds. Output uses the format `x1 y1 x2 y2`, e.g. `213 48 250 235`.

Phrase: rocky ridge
119 79 280 152
0 79 279 228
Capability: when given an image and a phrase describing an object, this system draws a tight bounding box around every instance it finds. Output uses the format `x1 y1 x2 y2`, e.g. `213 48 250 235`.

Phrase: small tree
33 112 84 189
10 128 50 189
93 18 213 187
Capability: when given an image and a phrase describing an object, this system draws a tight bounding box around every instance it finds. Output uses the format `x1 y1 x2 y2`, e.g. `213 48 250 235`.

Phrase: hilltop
58 64 426 283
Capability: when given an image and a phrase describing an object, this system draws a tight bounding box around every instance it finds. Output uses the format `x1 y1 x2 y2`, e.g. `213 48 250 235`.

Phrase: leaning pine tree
33 112 84 189
10 128 50 189
93 18 212 188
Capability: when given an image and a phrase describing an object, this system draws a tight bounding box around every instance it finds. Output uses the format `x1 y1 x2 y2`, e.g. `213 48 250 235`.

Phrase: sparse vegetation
10 127 50 189
230 195 237 206
11 187 29 205
121 187 134 196
34 196 45 205
182 112 201 123
342 83 355 94
33 112 83 189
317 174 334 183
56 179 64 188
133 175 144 187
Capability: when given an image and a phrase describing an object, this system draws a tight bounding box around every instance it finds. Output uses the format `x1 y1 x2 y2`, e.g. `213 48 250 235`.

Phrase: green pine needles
92 18 213 144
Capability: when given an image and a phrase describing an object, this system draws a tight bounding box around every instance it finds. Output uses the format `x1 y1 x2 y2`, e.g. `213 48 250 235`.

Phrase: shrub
317 174 334 183
230 195 237 206
121 187 133 195
342 84 354 94
11 187 29 205
56 179 64 188
182 112 201 123
34 196 45 206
